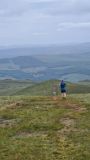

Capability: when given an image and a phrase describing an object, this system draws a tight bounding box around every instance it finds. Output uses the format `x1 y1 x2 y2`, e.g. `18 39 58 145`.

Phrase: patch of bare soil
60 117 75 127
64 102 87 113
0 101 27 111
7 101 26 108
59 117 76 135
14 131 48 139
59 102 87 136
0 118 21 127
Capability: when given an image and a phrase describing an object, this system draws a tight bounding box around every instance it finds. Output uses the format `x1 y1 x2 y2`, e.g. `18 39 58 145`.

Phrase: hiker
59 80 67 98
52 84 58 96
52 83 58 100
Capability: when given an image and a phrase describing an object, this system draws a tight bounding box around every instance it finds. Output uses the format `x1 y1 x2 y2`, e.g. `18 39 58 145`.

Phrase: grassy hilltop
14 80 90 96
0 79 90 96
0 95 90 160
0 79 90 159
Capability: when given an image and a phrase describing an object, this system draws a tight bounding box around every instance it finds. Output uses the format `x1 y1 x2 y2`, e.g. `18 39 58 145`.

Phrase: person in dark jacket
60 80 66 98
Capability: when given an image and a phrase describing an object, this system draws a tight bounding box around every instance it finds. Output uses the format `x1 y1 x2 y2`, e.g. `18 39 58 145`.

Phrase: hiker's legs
61 92 66 98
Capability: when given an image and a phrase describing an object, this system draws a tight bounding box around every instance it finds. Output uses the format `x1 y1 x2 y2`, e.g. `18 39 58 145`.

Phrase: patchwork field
0 94 90 160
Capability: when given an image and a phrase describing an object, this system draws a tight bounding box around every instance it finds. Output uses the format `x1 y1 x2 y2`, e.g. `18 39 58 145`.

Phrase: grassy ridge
0 80 34 96
0 79 90 96
0 95 90 160
13 80 90 96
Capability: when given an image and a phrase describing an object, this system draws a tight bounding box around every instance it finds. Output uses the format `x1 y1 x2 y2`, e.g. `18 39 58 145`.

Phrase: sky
0 0 90 47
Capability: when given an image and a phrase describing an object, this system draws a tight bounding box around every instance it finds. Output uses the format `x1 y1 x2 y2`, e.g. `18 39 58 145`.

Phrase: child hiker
59 80 67 98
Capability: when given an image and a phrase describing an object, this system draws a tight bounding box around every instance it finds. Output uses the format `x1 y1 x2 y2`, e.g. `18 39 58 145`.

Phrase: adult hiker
59 80 67 98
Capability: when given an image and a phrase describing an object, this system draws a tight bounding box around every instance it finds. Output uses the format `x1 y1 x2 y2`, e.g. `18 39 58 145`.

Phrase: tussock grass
0 95 90 160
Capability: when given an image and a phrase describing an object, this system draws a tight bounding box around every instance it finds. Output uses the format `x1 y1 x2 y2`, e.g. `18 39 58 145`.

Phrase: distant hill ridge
13 80 90 96
0 79 90 96
0 55 45 68
0 44 90 81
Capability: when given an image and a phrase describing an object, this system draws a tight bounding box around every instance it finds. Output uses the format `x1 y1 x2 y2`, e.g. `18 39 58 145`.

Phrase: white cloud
32 32 48 36
44 0 90 16
0 0 90 18
57 22 90 31
0 0 90 46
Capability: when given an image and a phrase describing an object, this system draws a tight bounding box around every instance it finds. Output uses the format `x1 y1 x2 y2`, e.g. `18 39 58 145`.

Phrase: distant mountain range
0 42 90 58
0 43 90 82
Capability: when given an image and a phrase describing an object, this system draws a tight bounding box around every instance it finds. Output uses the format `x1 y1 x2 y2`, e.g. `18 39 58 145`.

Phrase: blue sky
0 0 90 46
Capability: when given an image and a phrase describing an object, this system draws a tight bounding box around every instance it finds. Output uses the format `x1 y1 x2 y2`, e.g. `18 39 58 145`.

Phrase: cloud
32 32 48 36
0 0 29 17
0 0 90 46
0 0 90 18
43 0 90 16
0 0 54 17
57 22 90 31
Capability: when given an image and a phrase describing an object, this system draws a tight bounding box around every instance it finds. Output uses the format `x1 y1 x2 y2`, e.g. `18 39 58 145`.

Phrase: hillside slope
13 80 90 96
0 80 34 96
0 79 90 96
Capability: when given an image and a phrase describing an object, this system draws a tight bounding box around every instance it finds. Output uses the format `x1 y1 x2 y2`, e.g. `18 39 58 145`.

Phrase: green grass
0 79 34 96
0 79 90 96
0 94 90 160
13 80 90 96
